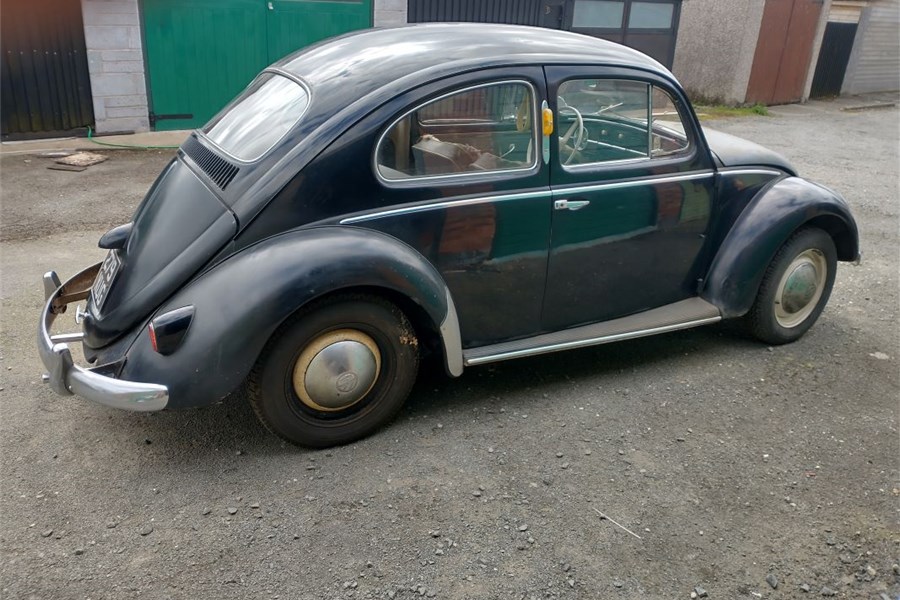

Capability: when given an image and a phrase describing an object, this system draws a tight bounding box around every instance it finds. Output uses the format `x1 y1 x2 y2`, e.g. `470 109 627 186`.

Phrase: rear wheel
745 227 837 345
248 296 419 448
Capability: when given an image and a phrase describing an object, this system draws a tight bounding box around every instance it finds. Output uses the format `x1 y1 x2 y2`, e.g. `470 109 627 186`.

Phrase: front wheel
248 296 419 448
744 227 837 345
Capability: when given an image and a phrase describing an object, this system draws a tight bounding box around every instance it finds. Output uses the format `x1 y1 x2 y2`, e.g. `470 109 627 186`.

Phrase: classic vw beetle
38 24 859 448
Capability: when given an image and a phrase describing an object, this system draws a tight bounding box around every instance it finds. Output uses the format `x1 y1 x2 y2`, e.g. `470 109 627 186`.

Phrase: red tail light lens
147 306 194 355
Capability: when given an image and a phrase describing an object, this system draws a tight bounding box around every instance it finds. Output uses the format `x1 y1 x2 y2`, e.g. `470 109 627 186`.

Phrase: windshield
202 72 310 162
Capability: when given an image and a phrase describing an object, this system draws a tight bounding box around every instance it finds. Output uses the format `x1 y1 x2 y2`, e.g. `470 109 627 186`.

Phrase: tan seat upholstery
412 135 480 175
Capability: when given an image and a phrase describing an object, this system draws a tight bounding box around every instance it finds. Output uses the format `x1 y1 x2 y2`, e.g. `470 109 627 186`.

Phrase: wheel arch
804 213 858 262
120 226 464 409
278 284 447 371
702 177 859 318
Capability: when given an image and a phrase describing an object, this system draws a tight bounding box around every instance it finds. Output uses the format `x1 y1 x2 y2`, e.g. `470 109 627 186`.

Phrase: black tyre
745 227 837 345
248 296 419 448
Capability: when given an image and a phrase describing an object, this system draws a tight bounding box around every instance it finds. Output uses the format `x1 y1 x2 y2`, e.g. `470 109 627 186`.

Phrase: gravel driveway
1 98 897 600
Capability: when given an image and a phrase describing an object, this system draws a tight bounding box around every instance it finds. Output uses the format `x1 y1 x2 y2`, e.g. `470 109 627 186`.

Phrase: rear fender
120 226 463 408
702 177 859 318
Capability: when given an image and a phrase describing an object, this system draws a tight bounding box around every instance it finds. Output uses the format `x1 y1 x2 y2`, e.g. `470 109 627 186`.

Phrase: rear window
202 72 310 162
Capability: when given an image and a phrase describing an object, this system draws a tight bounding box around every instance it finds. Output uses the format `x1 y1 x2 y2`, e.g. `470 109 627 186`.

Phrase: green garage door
143 0 371 131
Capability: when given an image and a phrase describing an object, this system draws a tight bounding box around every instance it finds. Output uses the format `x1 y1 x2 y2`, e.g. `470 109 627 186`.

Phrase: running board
463 298 721 366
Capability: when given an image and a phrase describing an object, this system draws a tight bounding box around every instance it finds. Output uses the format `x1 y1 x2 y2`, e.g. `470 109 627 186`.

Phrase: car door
341 68 553 348
541 66 716 331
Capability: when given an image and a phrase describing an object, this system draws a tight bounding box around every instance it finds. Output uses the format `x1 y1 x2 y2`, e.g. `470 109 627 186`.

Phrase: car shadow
109 322 754 460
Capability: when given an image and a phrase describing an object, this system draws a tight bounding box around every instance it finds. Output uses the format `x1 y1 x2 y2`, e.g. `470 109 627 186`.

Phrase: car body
39 24 859 447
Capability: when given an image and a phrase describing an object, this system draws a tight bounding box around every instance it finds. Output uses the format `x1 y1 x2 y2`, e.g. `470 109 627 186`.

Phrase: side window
376 82 536 181
557 79 690 167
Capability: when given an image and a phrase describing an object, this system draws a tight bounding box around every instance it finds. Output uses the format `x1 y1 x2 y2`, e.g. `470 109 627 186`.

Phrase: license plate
91 251 121 310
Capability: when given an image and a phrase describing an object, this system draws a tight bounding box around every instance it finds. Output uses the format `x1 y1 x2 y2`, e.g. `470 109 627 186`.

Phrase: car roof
274 23 674 98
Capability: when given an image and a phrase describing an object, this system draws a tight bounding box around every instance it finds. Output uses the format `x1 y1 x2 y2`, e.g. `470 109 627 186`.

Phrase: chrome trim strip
340 189 551 224
556 170 714 196
372 79 541 186
38 265 168 411
716 168 784 177
439 288 464 377
464 315 722 366
341 170 715 224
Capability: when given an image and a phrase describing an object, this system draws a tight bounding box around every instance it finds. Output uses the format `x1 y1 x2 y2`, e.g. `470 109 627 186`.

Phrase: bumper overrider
37 263 168 411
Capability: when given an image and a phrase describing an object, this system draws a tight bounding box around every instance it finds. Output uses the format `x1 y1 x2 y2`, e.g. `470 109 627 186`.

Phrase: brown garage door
745 0 823 105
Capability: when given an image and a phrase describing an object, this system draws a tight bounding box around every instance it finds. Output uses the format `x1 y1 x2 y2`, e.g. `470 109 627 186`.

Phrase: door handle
554 199 590 211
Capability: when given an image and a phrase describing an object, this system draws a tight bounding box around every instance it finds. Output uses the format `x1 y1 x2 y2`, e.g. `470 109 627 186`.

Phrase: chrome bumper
38 263 168 411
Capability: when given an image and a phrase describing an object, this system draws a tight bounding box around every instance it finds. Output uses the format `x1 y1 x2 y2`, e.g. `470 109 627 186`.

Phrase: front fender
120 226 463 408
702 177 859 318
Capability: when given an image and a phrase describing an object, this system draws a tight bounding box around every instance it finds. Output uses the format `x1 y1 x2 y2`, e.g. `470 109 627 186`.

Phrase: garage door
143 0 371 131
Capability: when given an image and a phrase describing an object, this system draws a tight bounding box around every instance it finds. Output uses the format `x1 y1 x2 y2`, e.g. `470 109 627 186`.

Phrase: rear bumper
37 264 168 412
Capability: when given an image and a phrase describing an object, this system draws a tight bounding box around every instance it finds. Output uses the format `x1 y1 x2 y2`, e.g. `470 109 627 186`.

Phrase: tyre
745 227 837 345
248 295 419 448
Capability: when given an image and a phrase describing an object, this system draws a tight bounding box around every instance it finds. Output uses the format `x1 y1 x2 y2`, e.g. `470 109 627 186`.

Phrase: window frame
556 77 695 173
373 79 541 186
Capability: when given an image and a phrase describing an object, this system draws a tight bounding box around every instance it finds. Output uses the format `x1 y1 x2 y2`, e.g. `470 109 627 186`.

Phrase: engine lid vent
182 136 239 190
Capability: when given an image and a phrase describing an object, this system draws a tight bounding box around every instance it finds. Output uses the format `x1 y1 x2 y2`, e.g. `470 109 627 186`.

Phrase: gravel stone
766 573 778 589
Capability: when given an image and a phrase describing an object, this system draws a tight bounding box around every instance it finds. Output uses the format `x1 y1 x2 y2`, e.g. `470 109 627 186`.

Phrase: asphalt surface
1 98 898 600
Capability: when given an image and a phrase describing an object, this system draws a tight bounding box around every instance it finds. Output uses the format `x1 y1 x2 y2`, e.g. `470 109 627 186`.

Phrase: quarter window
376 82 537 181
556 79 690 167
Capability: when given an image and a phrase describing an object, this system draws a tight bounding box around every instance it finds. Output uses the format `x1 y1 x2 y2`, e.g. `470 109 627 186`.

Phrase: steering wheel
557 103 585 165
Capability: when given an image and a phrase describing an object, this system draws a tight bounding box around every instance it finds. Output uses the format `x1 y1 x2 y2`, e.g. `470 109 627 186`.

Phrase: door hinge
148 112 193 127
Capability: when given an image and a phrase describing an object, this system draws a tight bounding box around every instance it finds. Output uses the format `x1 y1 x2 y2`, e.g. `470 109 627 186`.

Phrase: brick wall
81 0 150 133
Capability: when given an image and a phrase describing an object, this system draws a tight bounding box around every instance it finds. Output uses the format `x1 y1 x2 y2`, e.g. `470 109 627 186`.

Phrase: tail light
148 306 194 355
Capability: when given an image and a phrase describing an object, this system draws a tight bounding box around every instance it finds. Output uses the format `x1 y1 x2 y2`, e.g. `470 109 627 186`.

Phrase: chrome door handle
554 199 590 211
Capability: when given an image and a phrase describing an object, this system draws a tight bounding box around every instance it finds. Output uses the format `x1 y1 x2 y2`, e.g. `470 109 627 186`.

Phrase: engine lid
82 158 237 348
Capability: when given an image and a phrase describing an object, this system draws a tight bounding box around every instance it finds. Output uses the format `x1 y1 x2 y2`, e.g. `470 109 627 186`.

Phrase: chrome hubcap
774 249 827 328
292 329 381 412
